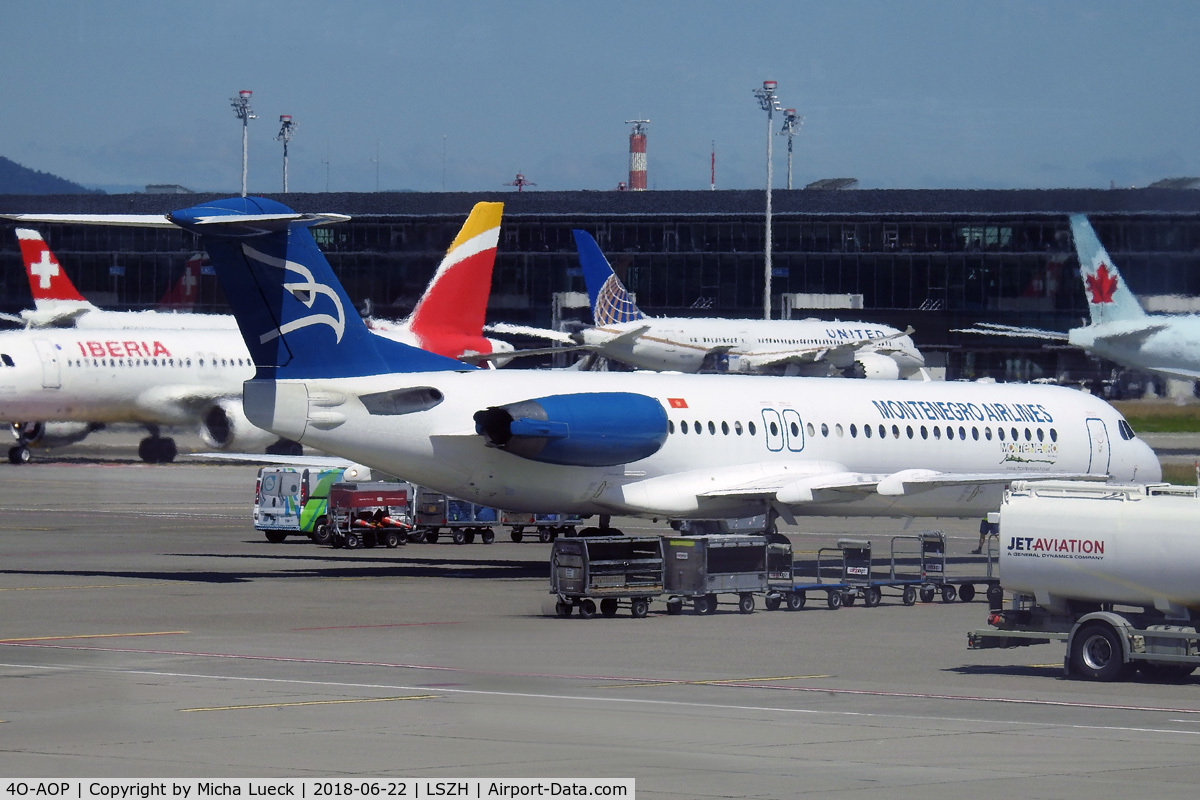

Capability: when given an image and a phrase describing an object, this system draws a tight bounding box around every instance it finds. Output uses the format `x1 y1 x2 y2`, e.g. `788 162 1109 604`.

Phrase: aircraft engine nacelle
11 421 101 448
473 392 668 467
200 398 278 451
851 351 901 380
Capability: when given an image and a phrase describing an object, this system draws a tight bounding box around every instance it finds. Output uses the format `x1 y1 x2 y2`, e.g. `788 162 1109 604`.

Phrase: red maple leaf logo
1085 263 1119 304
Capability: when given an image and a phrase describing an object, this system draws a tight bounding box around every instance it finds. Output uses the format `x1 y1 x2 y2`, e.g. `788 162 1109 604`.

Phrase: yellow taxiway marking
603 674 832 688
1 631 187 643
182 695 439 712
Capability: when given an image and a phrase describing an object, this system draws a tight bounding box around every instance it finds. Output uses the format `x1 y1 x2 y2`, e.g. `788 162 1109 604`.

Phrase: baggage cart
413 488 499 544
767 538 878 610
662 534 770 615
501 511 582 542
550 536 664 618
327 483 413 550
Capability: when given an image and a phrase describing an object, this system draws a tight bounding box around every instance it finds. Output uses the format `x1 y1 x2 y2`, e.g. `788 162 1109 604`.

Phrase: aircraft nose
1132 436 1162 483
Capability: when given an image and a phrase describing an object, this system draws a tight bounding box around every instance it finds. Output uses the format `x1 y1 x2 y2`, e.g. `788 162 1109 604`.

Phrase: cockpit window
1 354 13 367
1118 419 1137 441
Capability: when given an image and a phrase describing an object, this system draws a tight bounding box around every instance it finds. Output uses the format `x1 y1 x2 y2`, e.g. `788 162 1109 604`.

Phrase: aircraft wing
695 465 1103 506
1091 321 1172 346
952 323 1070 342
0 212 349 229
485 322 577 345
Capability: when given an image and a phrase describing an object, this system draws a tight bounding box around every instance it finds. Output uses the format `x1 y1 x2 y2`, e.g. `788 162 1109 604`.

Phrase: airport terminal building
2 188 1199 388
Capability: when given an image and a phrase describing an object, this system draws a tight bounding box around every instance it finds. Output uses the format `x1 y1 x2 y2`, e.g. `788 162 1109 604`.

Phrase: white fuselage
1070 316 1200 381
0 327 251 425
246 369 1159 520
578 317 923 375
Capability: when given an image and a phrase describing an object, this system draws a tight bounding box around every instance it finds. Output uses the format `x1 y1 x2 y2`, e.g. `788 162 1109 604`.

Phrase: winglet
406 202 503 339
573 230 644 325
1069 214 1146 325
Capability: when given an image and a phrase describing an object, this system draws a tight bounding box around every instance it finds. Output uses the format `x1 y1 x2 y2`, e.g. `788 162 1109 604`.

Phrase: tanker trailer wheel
957 583 976 603
786 591 806 611
1138 663 1197 682
1070 623 1130 682
940 584 957 603
630 598 650 618
902 586 917 606
919 584 936 603
986 585 1004 609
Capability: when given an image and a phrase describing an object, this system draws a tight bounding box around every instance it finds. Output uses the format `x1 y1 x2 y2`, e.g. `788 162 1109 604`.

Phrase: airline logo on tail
243 243 346 344
594 274 642 326
1085 264 1119 304
16 228 87 302
407 202 502 338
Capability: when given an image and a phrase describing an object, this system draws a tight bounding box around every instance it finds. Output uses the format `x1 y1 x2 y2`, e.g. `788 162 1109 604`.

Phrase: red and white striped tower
626 120 649 191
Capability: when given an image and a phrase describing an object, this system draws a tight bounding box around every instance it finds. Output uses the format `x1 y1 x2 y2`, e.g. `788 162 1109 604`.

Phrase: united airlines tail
168 197 467 379
574 230 644 325
1069 213 1146 326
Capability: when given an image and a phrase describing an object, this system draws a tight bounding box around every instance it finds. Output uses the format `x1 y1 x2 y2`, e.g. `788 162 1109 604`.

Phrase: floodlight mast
276 115 297 193
231 90 256 197
753 80 782 320
780 108 803 190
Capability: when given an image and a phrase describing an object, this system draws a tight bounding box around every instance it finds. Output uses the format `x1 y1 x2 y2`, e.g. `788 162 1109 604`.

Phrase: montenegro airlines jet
956 214 1200 382
0 203 512 463
158 196 1157 527
491 231 924 378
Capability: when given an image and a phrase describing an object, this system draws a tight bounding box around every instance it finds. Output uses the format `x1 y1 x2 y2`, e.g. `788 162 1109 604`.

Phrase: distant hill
0 155 102 194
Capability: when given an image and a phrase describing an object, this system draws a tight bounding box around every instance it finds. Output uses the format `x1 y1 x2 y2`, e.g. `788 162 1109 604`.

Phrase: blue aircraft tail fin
1069 213 1146 326
169 197 467 379
573 230 644 325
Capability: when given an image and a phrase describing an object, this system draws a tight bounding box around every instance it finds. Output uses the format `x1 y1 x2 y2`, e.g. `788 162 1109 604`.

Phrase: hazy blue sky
3 1 1198 194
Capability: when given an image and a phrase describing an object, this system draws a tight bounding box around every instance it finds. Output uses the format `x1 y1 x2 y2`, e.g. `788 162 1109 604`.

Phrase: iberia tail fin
573 230 644 326
405 202 503 339
1069 214 1146 326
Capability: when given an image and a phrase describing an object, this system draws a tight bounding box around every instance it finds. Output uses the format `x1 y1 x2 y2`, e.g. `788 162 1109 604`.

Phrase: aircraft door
32 338 61 389
1085 418 1111 475
761 409 784 452
781 409 805 452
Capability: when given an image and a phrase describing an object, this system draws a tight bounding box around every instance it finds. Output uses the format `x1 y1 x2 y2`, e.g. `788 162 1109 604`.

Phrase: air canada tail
168 196 467 379
406 202 503 339
574 230 644 325
1069 213 1146 326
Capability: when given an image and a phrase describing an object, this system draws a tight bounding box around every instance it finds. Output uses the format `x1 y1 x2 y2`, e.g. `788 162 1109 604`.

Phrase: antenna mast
230 90 256 197
275 115 297 193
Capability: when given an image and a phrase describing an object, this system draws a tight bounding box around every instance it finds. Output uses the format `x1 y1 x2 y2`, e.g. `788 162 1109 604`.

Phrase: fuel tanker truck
968 480 1200 682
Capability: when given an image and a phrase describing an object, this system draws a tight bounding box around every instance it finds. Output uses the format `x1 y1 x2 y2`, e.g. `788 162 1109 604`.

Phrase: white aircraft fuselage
246 368 1158 520
0 327 251 424
1069 317 1200 382
578 317 924 377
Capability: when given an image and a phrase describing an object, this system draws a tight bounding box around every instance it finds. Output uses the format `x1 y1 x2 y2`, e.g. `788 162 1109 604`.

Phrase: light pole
275 115 297 193
230 90 256 197
780 108 803 190
753 80 781 320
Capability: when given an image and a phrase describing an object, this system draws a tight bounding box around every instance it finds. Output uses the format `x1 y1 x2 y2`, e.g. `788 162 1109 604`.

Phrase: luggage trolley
550 536 664 618
887 530 959 603
502 511 581 542
767 537 872 610
662 534 770 615
413 488 499 544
